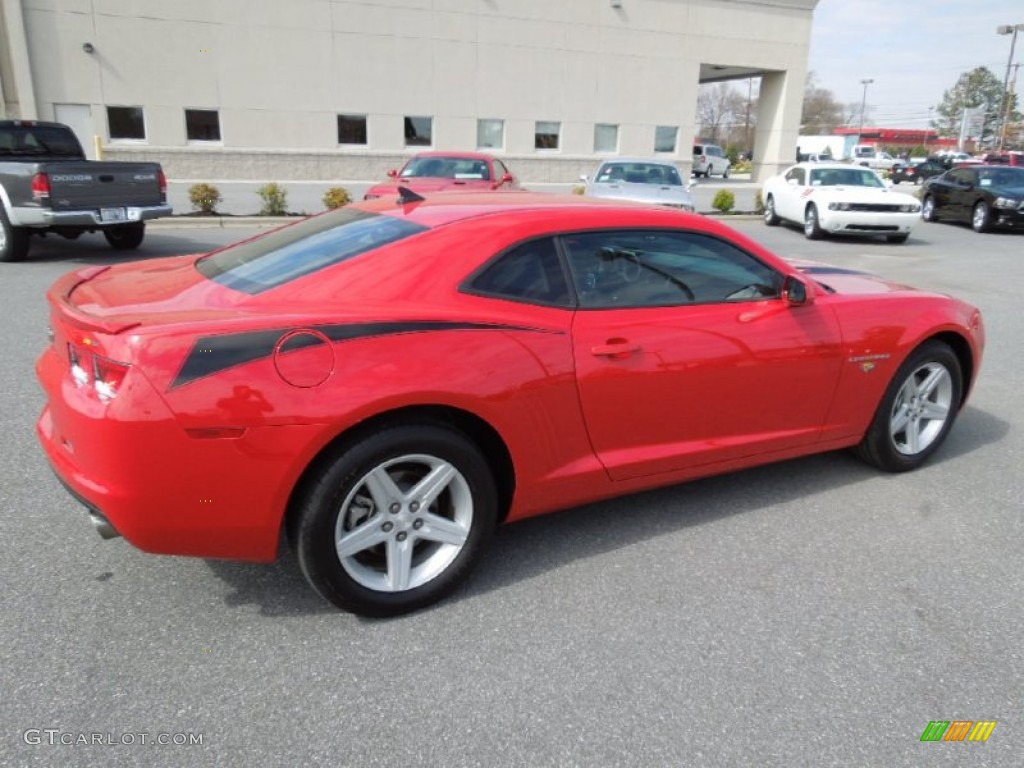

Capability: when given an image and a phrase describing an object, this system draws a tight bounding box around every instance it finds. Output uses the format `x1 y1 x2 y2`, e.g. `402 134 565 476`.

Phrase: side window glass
562 230 782 309
469 237 571 307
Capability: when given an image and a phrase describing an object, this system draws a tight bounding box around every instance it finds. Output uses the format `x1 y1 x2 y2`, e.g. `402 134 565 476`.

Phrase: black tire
971 201 992 233
921 195 938 222
723 166 730 179
290 424 498 616
886 233 909 244
763 194 780 226
803 203 823 240
103 222 146 250
854 340 963 472
0 206 31 262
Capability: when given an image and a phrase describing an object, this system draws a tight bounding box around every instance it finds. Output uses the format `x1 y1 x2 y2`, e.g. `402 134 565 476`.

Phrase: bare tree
697 83 746 144
801 71 845 134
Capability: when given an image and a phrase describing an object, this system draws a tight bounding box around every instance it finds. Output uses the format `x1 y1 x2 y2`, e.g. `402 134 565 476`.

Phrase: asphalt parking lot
1 215 1021 767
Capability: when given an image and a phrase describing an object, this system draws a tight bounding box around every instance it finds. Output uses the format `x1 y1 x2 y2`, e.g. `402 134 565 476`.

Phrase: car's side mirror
502 173 514 185
579 174 589 183
783 275 812 306
387 169 399 179
787 177 799 185
686 181 697 192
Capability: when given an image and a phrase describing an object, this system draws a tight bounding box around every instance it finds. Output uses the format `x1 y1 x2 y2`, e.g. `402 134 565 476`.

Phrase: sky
807 0 1023 128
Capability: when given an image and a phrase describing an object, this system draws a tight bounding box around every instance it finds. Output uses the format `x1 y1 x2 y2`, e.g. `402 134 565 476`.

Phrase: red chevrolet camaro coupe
37 192 984 616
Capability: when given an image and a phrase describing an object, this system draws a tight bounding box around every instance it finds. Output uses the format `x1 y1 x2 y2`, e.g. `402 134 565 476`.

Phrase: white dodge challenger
762 163 921 243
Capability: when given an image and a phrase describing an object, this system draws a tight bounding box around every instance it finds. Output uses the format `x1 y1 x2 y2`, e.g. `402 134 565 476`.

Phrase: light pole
997 24 1023 151
858 78 874 143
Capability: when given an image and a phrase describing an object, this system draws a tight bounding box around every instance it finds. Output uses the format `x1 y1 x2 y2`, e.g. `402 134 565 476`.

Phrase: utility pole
997 24 1023 151
858 79 873 142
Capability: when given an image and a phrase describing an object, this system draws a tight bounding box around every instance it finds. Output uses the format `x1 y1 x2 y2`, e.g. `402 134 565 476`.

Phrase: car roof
596 157 680 166
789 162 877 171
355 191 707 230
404 151 497 161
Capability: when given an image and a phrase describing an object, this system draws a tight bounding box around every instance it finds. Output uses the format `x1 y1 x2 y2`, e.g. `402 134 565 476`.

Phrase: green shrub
322 186 352 210
732 160 753 174
188 183 222 214
754 189 765 214
712 189 736 213
257 182 288 216
571 184 586 195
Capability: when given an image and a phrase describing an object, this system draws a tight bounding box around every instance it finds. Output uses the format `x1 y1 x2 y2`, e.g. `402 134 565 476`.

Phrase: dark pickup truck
0 120 172 262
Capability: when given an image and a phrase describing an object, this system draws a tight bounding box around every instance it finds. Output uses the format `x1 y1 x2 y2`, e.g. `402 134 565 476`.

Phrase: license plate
100 207 127 222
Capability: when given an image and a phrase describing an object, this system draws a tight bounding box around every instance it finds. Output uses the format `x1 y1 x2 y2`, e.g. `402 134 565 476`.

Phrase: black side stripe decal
172 321 554 388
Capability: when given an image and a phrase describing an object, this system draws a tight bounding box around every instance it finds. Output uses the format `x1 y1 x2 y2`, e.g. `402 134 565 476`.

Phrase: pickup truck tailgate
44 162 164 210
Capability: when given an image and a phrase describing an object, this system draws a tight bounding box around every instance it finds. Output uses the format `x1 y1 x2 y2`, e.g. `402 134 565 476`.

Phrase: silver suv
693 144 731 178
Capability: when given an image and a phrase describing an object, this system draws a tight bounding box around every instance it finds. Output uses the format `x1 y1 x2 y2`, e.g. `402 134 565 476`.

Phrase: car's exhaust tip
89 512 121 540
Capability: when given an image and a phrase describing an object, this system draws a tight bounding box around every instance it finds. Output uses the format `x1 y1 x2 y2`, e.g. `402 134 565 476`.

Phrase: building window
337 114 367 145
107 106 145 140
535 121 560 150
655 125 678 153
185 109 221 142
594 123 618 153
477 119 504 150
404 116 433 147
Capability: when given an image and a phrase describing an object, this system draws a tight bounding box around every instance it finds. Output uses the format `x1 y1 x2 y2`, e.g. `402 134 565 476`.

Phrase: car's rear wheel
764 195 780 226
103 222 146 250
804 204 823 239
921 195 938 222
723 166 730 179
972 201 993 233
0 207 30 262
855 340 962 472
886 233 909 244
291 424 498 616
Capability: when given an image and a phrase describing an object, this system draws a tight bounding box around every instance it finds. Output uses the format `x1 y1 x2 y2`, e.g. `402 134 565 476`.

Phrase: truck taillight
32 173 51 202
158 169 167 202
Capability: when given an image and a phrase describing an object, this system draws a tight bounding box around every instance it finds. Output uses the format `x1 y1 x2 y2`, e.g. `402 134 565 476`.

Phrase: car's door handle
591 339 641 358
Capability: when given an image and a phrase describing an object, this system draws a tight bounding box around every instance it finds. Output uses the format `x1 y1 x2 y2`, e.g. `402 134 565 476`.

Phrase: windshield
808 168 884 188
0 123 84 156
399 156 491 180
196 209 429 294
595 163 683 186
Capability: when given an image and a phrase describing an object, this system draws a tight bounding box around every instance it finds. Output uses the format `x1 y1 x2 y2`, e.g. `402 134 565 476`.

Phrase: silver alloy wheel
764 198 774 223
0 224 6 251
921 197 934 220
972 202 989 232
334 453 473 592
889 361 953 455
804 206 817 236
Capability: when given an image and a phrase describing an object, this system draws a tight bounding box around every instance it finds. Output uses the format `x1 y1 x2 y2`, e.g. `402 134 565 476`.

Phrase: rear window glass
0 123 83 156
196 209 428 294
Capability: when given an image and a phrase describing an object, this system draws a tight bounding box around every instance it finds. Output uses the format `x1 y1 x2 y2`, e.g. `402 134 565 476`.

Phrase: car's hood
789 260 915 295
587 182 694 207
804 186 919 204
365 178 497 196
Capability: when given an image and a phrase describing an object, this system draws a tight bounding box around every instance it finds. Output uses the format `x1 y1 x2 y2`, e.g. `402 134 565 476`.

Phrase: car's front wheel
723 166 730 179
764 195 780 226
291 424 498 616
886 233 909 244
972 201 993 233
921 195 938 222
855 340 963 472
103 222 146 250
804 204 823 240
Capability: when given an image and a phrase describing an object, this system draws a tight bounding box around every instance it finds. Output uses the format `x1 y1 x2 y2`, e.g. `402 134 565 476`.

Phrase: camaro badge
849 353 891 373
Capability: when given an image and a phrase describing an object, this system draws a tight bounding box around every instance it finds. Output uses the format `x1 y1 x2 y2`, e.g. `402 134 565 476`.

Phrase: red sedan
362 151 518 200
37 192 984 616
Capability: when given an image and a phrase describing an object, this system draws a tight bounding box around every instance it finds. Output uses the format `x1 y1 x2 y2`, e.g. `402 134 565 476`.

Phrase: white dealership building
1 0 818 185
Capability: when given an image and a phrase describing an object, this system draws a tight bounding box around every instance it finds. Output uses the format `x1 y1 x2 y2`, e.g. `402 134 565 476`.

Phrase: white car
762 163 921 244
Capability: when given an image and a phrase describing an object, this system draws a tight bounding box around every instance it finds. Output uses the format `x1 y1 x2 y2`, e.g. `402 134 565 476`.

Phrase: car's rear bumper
11 204 172 228
35 344 323 562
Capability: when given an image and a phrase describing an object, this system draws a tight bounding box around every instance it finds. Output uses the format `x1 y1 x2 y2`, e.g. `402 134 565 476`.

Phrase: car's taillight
157 169 168 202
32 172 51 203
67 343 130 402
